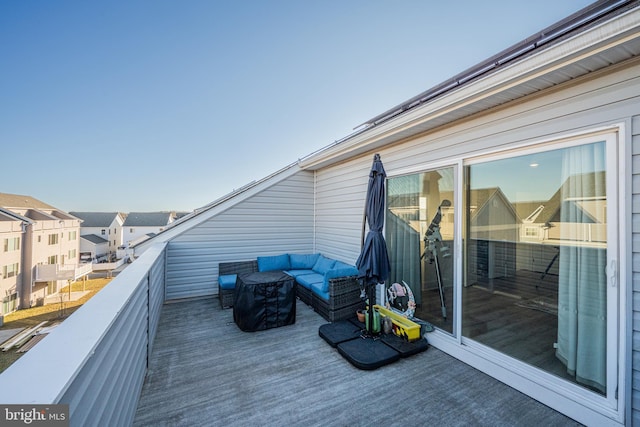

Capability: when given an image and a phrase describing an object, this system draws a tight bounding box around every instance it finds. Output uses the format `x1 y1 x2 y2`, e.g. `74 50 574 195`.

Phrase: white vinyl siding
310 60 638 425
631 112 640 425
314 159 371 264
164 171 315 300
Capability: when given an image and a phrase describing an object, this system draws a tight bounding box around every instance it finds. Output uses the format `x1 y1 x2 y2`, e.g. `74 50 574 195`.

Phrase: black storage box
233 271 296 332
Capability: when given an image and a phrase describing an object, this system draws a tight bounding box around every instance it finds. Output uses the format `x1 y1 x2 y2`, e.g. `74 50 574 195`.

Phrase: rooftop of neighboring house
0 192 77 223
70 212 124 228
0 192 56 210
513 171 607 225
81 234 109 245
123 212 174 227
0 208 32 223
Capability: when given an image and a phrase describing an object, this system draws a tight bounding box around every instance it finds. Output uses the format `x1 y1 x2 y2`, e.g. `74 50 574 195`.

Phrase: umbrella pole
367 282 378 336
368 283 373 334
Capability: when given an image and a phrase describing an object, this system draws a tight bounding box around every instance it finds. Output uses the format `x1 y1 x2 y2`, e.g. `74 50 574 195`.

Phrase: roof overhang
299 3 640 171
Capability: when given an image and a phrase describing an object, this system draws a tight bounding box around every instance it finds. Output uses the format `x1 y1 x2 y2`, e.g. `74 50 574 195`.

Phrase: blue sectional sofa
218 253 363 322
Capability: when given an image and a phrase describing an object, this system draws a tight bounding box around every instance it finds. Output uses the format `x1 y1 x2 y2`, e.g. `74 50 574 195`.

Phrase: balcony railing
35 263 94 282
0 242 167 426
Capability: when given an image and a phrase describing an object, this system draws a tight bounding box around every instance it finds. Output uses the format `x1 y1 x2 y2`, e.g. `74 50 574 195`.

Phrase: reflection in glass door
386 167 455 334
463 137 615 396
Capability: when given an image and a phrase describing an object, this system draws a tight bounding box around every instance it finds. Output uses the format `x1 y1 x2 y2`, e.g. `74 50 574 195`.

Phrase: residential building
69 212 125 257
0 193 82 312
79 234 109 262
122 212 175 247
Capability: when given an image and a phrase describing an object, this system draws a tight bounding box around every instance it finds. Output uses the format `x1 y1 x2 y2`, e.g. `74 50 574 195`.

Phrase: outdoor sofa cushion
285 269 318 279
296 273 324 290
312 255 336 275
218 274 237 290
310 282 330 301
291 260 358 294
289 253 320 269
250 252 357 301
257 254 291 272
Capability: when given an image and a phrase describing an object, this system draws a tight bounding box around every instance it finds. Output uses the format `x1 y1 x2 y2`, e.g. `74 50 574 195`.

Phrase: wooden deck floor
133 298 580 427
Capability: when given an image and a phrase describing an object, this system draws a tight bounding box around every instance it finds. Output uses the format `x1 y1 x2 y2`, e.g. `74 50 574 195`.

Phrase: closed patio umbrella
356 153 391 334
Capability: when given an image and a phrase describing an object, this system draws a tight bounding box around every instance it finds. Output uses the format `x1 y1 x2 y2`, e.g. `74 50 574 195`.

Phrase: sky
0 0 596 213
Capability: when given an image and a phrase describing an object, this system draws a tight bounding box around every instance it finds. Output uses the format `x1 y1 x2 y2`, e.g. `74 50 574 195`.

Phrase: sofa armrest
323 267 358 292
219 260 258 276
327 275 359 297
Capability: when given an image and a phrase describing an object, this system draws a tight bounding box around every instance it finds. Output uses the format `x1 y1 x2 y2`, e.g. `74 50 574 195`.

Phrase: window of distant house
68 231 77 240
2 263 19 279
130 228 134 233
68 249 76 259
47 255 57 265
524 227 539 237
3 237 20 252
37 235 41 243
48 234 59 245
101 229 106 235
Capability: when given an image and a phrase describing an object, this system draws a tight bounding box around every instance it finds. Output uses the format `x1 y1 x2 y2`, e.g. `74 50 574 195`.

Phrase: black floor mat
318 320 362 348
337 337 400 370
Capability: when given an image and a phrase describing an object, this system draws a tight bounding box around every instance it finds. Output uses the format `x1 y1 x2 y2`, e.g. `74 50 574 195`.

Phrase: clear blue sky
0 1 595 213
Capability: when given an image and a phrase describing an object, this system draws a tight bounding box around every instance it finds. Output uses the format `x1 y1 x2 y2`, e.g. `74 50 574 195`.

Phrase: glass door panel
386 166 455 334
463 138 613 396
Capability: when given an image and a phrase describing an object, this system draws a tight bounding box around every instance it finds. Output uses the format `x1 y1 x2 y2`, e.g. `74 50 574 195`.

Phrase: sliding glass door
462 133 618 399
386 166 456 334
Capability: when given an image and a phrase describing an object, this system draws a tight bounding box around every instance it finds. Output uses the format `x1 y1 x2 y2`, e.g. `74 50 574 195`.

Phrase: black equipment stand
421 201 451 321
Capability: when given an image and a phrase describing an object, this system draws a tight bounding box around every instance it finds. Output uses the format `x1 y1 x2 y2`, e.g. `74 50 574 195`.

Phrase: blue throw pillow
333 261 354 270
218 274 237 290
312 255 336 275
257 254 291 272
289 253 320 269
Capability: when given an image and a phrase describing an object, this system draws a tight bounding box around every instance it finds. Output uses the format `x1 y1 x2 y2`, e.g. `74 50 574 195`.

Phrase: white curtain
556 142 607 393
386 175 422 304
386 211 421 303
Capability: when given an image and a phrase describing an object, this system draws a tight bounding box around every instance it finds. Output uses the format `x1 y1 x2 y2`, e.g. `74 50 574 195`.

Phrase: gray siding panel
148 248 165 354
632 112 640 425
315 158 372 264
165 171 315 300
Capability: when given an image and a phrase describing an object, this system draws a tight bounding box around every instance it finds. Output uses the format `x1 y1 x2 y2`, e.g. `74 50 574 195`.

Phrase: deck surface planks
134 297 579 427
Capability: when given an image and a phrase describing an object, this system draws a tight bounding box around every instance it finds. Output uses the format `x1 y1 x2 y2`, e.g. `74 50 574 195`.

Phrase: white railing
91 257 127 272
35 263 94 282
0 242 167 427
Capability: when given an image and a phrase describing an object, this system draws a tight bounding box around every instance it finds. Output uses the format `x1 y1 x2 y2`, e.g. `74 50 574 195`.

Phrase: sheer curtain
386 211 421 304
386 175 422 304
556 142 607 393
